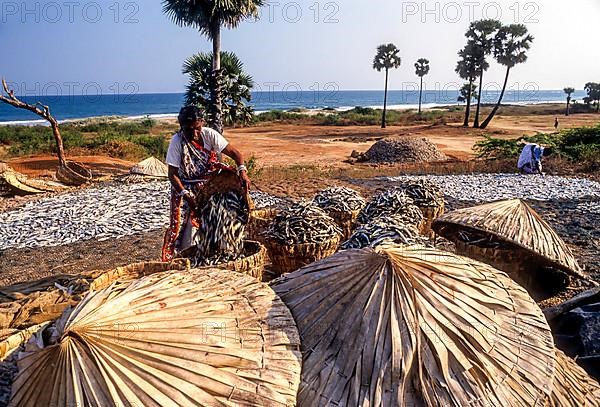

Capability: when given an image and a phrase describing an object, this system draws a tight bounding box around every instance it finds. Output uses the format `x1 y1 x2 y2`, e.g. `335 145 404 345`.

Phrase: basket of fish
246 191 293 244
180 186 267 280
397 179 445 236
340 215 425 250
313 186 366 240
356 189 425 230
264 201 342 276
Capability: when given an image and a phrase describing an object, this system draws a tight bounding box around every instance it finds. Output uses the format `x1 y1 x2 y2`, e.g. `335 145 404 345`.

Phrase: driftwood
0 79 91 185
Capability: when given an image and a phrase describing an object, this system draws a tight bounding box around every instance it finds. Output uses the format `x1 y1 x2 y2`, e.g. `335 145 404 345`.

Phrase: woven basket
56 161 92 186
266 234 341 276
419 203 445 237
247 208 279 243
329 209 361 240
89 260 190 291
215 241 267 281
454 241 569 301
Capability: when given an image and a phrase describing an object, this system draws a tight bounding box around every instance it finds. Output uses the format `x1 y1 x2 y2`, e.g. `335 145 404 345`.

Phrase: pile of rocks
357 137 447 163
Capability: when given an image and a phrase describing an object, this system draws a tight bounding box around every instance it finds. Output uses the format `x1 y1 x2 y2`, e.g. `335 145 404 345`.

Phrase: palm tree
455 44 481 127
457 82 478 104
465 19 502 128
480 24 533 129
563 87 575 116
373 43 402 128
183 51 255 126
162 0 264 134
414 58 430 114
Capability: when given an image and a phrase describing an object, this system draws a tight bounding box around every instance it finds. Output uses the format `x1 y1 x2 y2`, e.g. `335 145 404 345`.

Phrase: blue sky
0 0 598 95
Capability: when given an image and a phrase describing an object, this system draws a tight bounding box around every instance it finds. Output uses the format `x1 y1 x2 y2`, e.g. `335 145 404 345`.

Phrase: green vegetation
0 119 168 160
183 51 254 126
474 124 600 167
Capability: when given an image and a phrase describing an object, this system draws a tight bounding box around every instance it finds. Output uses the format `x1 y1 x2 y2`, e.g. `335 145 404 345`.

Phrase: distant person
517 143 552 175
161 105 251 261
554 117 559 129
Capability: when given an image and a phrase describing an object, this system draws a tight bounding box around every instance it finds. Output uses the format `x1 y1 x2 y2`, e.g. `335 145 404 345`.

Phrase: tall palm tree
183 51 255 126
480 24 533 129
373 43 402 128
455 44 481 127
162 0 264 134
465 19 502 128
563 87 575 116
414 58 430 114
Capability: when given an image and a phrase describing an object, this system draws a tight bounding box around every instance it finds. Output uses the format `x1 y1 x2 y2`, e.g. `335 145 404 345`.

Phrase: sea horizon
0 89 587 125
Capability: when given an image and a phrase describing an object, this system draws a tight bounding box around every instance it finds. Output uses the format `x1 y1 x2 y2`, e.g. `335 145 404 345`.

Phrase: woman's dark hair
178 105 204 126
543 147 553 157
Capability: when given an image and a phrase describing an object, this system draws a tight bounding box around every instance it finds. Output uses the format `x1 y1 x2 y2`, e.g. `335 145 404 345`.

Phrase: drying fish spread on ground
313 186 366 213
340 215 424 249
380 174 600 201
266 201 341 245
191 191 249 267
356 188 424 227
0 183 284 250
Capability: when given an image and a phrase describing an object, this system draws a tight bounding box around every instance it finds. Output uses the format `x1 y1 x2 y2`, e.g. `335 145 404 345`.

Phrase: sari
161 133 233 261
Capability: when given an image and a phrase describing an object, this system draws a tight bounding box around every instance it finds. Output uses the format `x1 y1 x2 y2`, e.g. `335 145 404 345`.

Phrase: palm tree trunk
474 70 484 128
566 97 570 116
381 68 389 129
418 76 423 114
480 67 510 129
463 79 473 127
211 23 223 134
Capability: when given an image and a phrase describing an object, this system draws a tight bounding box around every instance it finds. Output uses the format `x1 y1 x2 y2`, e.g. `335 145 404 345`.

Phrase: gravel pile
381 174 600 202
363 137 447 163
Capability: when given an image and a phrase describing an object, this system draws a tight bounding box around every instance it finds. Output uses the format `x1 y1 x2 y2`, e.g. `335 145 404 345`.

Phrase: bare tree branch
0 78 66 166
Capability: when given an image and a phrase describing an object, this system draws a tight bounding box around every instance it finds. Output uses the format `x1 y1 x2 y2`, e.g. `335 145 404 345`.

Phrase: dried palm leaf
272 245 555 407
548 350 600 406
11 268 301 407
433 199 583 277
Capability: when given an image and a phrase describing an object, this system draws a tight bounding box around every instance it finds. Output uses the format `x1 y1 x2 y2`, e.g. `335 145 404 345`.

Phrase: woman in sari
162 106 251 261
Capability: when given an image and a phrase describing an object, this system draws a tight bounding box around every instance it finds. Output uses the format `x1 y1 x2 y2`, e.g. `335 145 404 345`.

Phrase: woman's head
178 106 204 136
543 147 553 157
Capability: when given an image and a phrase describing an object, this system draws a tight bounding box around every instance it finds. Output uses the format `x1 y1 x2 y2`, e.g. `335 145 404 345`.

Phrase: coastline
0 100 570 127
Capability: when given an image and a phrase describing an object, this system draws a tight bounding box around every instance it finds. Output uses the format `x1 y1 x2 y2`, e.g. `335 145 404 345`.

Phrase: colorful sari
161 133 232 261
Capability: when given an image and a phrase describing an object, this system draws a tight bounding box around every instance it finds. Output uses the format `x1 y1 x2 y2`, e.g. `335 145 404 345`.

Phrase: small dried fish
250 190 294 210
192 191 249 267
313 187 366 213
340 215 425 250
357 189 424 228
266 201 342 245
397 179 444 207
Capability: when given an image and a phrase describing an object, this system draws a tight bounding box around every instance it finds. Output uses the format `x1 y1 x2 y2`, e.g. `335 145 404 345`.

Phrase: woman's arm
168 165 195 205
222 144 251 191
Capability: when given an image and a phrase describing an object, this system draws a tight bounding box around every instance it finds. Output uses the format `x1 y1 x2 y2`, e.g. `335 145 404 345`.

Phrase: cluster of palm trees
563 84 600 115
373 20 533 130
162 0 264 134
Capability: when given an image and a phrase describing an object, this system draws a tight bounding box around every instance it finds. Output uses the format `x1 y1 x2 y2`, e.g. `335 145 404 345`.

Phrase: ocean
0 89 586 125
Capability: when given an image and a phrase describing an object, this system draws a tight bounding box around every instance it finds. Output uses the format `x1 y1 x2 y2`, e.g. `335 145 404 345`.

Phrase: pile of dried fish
266 201 342 245
356 189 424 227
398 179 444 207
313 186 366 213
249 190 293 210
192 191 249 267
340 215 424 249
362 137 447 163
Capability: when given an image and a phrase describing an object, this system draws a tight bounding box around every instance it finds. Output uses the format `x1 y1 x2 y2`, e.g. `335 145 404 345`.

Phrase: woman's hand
239 170 251 192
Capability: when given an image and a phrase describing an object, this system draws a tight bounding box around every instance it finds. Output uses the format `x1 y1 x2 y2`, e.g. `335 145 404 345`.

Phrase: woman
162 106 251 261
